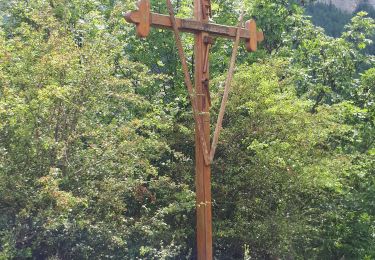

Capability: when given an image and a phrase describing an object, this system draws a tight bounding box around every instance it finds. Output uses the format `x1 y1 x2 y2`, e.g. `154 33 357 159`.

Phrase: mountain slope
318 0 375 13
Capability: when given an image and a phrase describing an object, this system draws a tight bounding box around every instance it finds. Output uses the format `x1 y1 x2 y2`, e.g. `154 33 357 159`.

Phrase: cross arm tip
124 11 140 24
124 0 151 38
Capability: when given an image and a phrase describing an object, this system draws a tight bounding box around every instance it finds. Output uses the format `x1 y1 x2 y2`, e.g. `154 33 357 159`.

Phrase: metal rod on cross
124 1 264 259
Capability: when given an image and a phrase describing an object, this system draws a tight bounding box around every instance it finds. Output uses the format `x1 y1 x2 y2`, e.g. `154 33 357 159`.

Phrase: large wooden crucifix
125 0 263 259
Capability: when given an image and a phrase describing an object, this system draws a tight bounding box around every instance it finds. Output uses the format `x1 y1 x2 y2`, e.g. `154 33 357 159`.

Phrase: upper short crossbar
125 0 264 52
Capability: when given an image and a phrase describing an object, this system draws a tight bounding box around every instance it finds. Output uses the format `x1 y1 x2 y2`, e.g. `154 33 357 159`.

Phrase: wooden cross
125 1 263 259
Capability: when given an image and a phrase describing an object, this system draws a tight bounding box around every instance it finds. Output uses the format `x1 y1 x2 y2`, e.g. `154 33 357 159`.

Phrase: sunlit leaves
343 11 375 50
0 1 194 258
0 0 374 259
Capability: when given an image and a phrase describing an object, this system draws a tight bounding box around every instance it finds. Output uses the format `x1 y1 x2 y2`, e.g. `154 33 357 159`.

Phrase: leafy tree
0 0 374 259
282 12 374 110
0 1 195 258
209 59 371 259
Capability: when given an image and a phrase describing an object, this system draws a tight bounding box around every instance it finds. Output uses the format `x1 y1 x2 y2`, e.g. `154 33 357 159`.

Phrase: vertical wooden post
125 2 264 259
194 0 212 259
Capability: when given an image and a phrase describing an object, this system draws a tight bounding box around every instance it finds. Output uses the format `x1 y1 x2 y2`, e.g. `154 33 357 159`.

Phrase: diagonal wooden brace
125 0 264 52
210 12 244 162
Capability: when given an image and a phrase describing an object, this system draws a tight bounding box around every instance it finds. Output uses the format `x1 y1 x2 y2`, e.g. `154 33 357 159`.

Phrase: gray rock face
318 0 375 13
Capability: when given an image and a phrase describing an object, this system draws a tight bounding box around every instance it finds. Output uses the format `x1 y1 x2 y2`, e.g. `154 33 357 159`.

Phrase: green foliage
281 12 374 110
244 0 305 53
0 0 374 259
0 1 195 258
342 11 375 51
211 59 374 259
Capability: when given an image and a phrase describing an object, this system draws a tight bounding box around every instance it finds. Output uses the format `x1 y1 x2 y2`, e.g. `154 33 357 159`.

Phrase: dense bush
0 0 374 259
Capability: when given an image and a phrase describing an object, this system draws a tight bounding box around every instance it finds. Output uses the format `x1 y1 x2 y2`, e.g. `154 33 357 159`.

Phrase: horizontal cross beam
124 0 264 52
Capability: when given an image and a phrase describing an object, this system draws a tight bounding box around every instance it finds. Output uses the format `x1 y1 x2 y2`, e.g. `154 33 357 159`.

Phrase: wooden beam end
124 11 140 24
124 0 151 38
245 19 263 52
